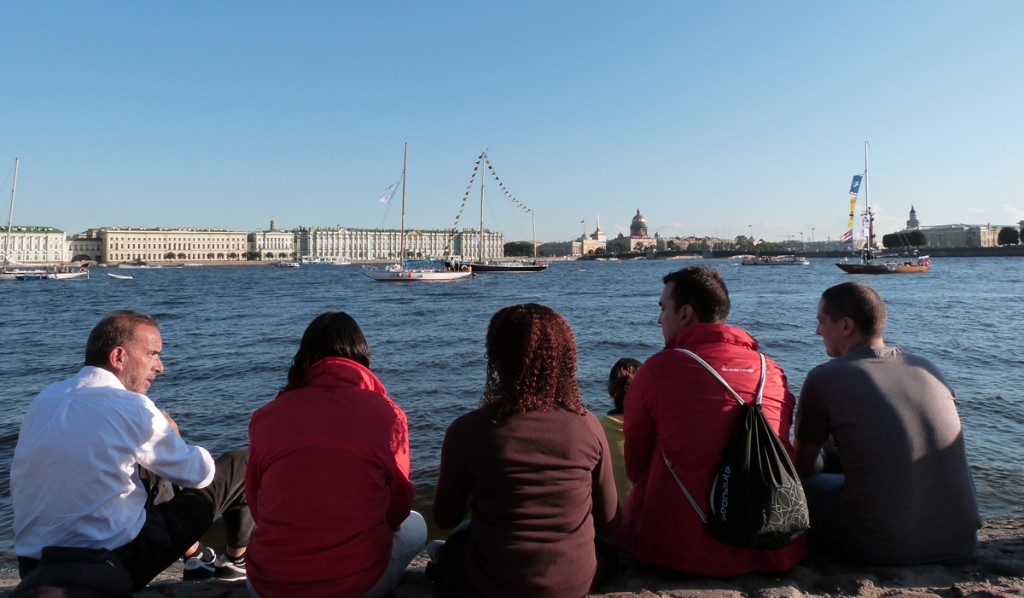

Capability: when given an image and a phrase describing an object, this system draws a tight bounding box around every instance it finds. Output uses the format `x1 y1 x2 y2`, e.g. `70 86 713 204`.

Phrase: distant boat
119 261 160 269
363 143 473 282
836 142 931 274
13 273 53 281
463 151 547 274
107 272 134 280
1 158 90 281
470 260 547 272
7 266 89 281
836 257 930 274
741 255 810 266
276 261 300 269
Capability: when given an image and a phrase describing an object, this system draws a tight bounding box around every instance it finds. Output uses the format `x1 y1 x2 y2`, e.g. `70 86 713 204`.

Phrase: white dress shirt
11 366 215 559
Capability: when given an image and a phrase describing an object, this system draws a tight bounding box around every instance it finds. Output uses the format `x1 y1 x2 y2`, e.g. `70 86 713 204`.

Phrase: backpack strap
660 350 768 523
674 349 767 406
661 450 709 524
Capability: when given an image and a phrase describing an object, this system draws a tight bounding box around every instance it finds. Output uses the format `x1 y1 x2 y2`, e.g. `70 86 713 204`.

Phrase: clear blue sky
2 1 1022 245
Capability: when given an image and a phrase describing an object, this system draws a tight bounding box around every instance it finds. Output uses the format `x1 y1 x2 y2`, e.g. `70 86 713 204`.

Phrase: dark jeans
19 449 253 591
801 472 851 559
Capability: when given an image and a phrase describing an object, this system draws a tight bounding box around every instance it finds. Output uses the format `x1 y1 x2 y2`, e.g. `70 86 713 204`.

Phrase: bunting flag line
478 151 533 214
444 151 534 254
443 154 483 253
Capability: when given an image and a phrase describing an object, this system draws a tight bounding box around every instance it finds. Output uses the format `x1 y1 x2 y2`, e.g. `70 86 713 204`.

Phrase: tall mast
479 152 486 262
531 209 537 259
864 141 873 257
400 142 407 267
4 157 19 266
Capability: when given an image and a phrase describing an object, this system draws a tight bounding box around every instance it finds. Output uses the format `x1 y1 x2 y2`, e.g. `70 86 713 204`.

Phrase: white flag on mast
379 180 400 204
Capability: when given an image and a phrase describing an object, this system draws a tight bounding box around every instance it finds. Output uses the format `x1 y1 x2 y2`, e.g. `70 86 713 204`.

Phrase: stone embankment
2 518 1023 597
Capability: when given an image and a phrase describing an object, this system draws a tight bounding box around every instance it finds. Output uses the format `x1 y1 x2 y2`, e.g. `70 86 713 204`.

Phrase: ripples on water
1 257 1022 553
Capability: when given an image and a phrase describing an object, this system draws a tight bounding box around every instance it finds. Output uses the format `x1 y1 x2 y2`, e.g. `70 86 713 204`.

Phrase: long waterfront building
8 223 506 265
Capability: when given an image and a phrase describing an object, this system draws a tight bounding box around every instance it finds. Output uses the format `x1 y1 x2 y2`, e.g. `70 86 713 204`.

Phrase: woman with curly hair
246 312 426 598
430 303 620 598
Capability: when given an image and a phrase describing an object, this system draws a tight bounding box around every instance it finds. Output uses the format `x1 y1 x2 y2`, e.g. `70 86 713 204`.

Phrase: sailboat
835 143 931 274
362 144 473 282
464 152 547 273
1 158 89 281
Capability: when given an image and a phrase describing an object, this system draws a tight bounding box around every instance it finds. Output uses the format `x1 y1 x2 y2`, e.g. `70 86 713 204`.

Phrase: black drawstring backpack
661 349 809 549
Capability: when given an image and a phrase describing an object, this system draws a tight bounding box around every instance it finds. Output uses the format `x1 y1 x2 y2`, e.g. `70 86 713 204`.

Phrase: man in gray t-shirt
794 282 980 566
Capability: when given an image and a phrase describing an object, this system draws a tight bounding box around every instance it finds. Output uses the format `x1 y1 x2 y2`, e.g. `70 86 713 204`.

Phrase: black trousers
19 448 253 591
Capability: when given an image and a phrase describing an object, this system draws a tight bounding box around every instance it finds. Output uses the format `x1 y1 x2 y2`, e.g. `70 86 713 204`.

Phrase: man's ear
678 304 696 327
839 316 857 337
108 347 127 372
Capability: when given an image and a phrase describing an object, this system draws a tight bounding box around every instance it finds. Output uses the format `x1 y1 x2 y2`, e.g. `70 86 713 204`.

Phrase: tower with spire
590 214 607 242
906 206 919 230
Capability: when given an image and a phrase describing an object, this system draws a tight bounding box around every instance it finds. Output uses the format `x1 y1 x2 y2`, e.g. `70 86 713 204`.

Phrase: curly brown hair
482 303 587 420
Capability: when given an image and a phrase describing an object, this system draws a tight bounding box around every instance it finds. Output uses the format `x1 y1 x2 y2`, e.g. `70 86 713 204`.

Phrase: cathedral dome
630 209 649 237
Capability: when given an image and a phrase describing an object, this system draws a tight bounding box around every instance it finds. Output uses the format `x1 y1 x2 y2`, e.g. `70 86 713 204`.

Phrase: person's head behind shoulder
659 266 730 344
483 303 586 420
85 310 164 394
817 282 887 358
607 357 641 413
286 311 371 390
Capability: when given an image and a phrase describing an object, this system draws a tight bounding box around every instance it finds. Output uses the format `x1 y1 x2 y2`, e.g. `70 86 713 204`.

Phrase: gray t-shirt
796 346 980 565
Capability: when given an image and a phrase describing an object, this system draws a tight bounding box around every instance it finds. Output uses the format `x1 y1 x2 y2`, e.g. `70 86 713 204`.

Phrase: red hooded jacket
246 357 413 597
617 324 807 575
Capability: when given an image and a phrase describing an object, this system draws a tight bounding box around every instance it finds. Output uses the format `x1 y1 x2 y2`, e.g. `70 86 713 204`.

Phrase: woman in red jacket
430 304 620 598
246 312 426 597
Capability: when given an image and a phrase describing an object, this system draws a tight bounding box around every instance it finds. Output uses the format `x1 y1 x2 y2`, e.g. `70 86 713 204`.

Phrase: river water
1 257 1021 554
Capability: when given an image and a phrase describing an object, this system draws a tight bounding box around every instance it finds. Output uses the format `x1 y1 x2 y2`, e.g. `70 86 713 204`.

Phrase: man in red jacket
616 266 807 575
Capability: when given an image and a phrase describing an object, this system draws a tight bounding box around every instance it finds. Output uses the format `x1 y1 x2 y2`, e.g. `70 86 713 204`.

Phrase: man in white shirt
11 310 252 590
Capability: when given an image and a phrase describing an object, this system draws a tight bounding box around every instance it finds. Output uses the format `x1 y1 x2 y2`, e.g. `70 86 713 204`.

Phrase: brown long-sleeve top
433 402 620 598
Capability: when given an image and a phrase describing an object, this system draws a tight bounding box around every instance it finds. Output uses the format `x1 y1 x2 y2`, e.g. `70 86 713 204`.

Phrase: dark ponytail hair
607 357 641 412
285 311 370 391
